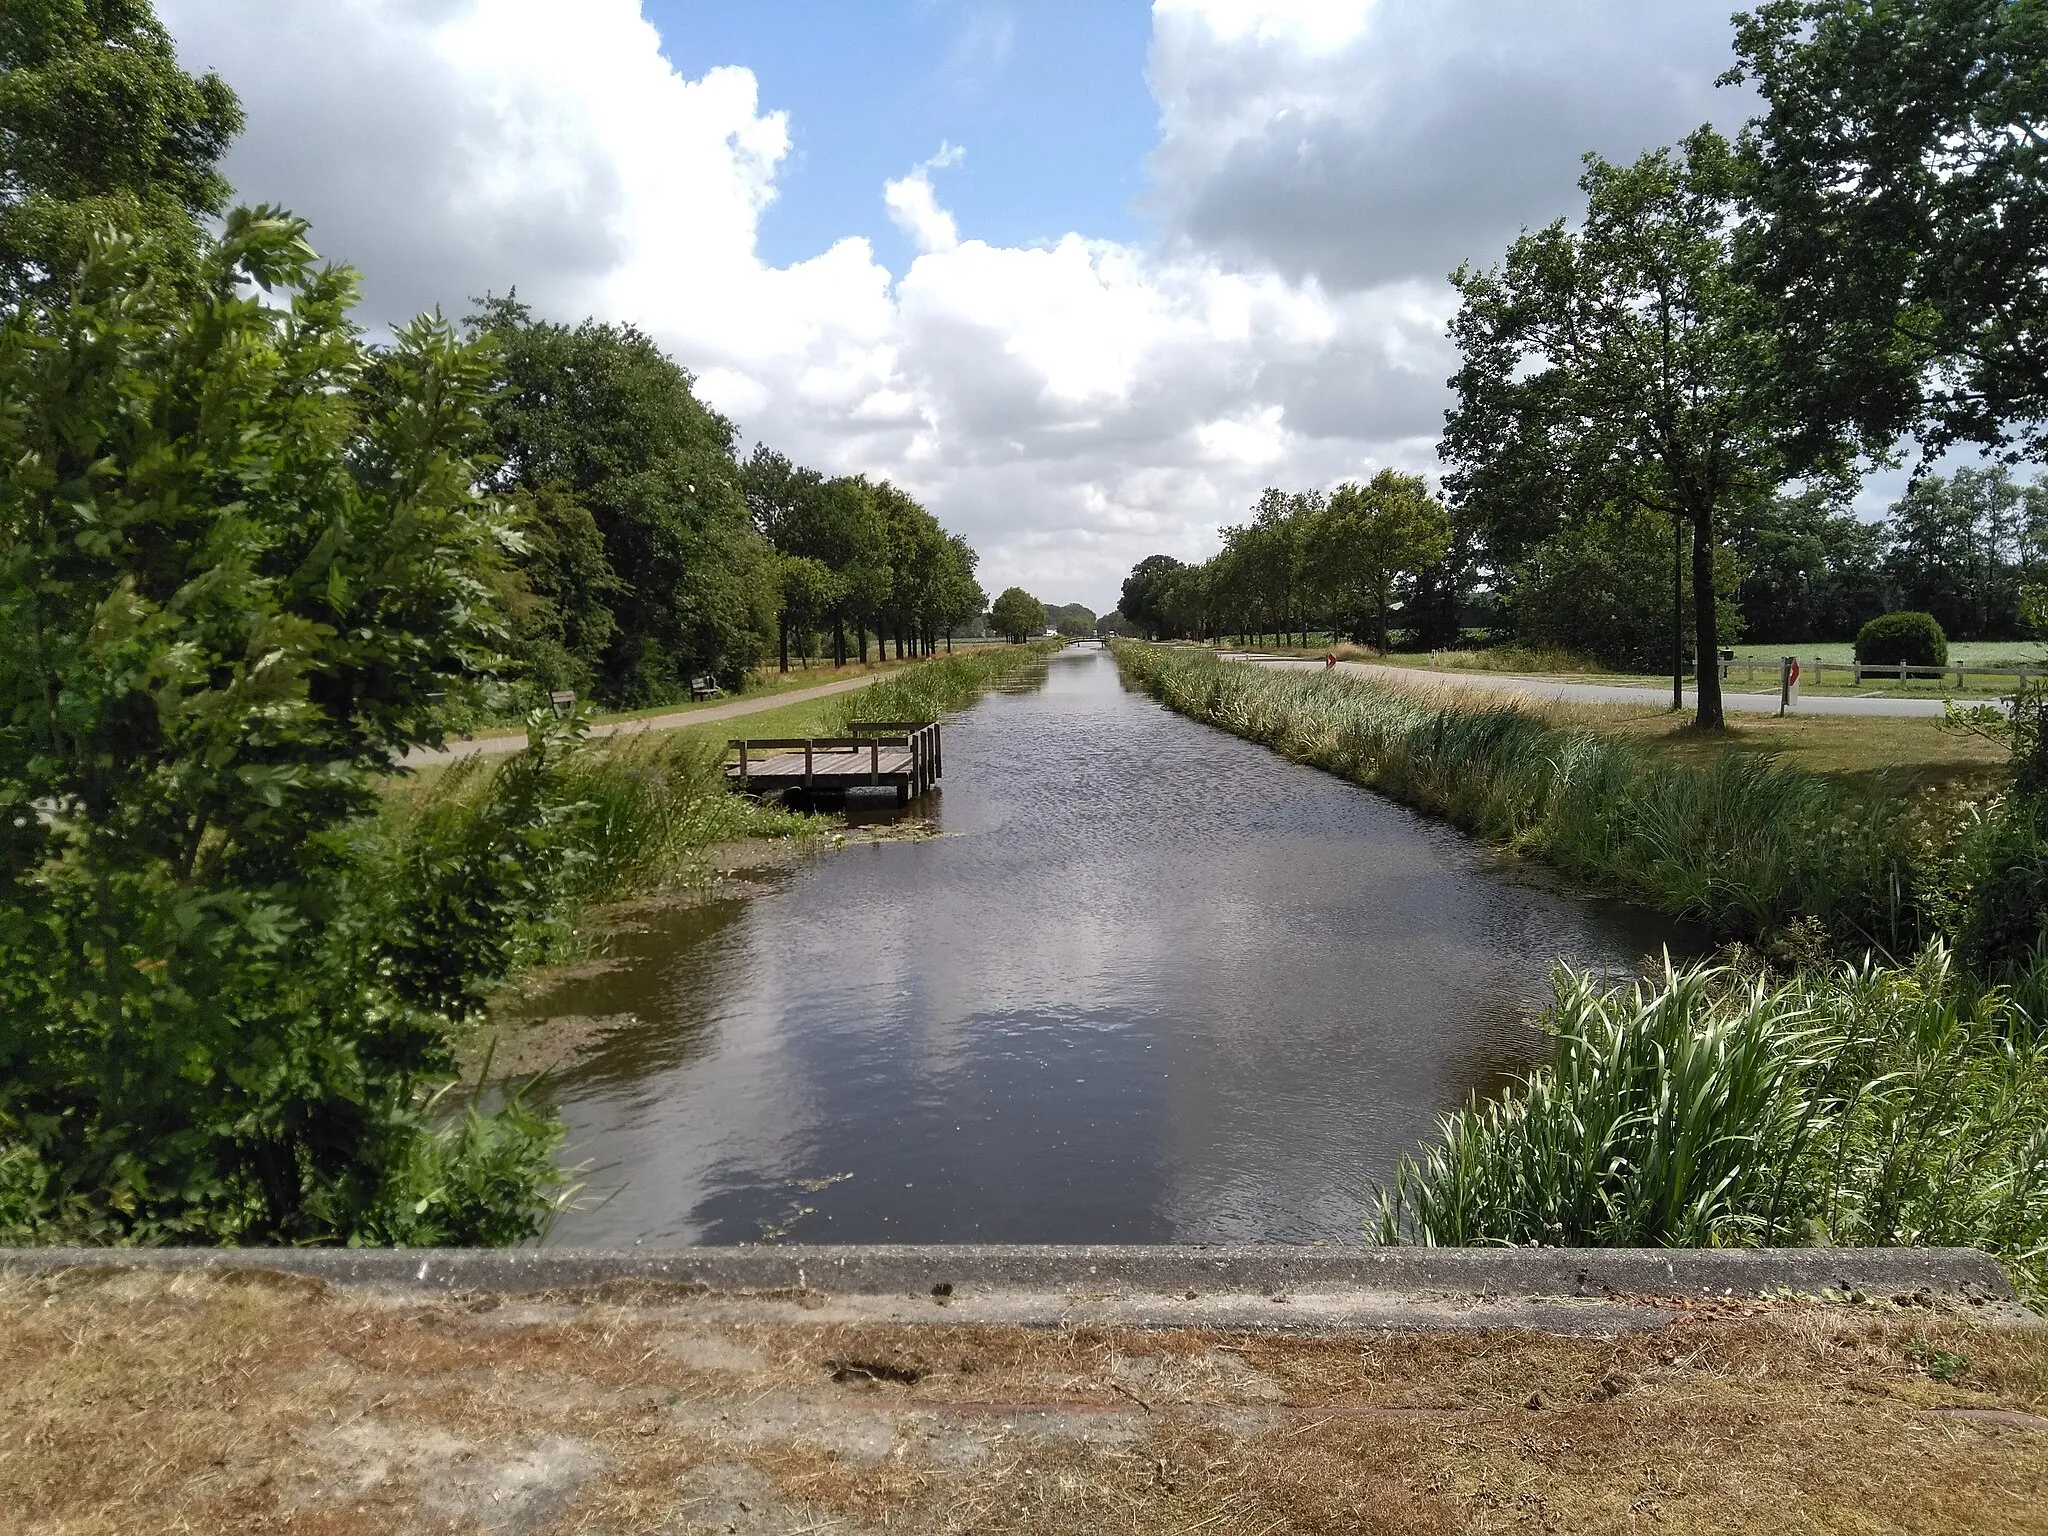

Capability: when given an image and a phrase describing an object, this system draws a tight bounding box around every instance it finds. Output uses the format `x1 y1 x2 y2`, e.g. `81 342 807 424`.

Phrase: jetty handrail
849 719 936 734
727 735 914 750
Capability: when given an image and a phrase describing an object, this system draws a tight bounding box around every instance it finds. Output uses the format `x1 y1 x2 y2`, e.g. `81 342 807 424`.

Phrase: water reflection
532 646 1694 1245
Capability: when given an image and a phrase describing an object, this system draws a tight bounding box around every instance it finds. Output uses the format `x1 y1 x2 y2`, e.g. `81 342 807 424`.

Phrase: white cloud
1156 0 1377 52
883 144 965 255
160 0 1744 611
1146 0 1753 291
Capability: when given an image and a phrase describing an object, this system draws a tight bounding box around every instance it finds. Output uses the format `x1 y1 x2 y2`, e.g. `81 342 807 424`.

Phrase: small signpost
1779 656 1801 715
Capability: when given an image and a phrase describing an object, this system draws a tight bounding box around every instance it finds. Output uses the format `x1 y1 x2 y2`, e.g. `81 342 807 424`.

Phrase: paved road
1223 653 1957 718
401 670 884 766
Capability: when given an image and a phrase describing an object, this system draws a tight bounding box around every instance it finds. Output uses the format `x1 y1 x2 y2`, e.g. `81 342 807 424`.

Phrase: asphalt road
1225 653 1957 717
400 669 885 766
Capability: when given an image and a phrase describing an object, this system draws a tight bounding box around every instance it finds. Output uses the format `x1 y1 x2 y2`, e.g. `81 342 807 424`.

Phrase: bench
689 675 723 701
547 690 576 719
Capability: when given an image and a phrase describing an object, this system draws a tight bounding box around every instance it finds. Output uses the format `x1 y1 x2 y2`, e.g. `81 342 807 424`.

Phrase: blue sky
650 1 1158 275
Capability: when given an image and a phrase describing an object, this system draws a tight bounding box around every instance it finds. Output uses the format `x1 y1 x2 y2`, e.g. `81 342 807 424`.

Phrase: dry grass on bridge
3 1268 2045 1535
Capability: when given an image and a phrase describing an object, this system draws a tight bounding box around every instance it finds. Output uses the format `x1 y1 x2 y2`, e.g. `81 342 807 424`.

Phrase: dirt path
402 671 886 767
6 1268 2044 1534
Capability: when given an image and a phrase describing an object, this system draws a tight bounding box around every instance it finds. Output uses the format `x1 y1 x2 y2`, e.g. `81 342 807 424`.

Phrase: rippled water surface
535 647 1691 1245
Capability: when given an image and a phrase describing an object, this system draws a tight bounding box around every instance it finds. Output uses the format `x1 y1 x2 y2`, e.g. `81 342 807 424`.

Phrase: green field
1355 639 2045 699
1727 639 2044 665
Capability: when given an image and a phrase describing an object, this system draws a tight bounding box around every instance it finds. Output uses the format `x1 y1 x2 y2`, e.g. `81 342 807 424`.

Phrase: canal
530 645 1692 1246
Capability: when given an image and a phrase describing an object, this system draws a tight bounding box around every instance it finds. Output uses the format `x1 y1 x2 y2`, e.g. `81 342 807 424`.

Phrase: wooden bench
689 675 723 701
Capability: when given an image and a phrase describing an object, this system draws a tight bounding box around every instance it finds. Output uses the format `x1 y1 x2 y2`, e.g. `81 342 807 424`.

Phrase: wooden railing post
870 737 880 784
804 739 814 787
739 740 749 786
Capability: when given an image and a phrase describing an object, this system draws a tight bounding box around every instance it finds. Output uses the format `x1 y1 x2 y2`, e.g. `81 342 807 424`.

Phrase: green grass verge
1112 641 1936 949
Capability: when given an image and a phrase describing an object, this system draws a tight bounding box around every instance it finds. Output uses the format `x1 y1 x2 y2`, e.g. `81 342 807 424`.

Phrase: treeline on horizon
1117 464 2048 672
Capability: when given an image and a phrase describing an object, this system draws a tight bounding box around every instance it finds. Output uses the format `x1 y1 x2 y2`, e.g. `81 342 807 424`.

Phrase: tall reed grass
832 639 1065 728
1376 951 2048 1297
386 727 815 916
1113 641 1922 946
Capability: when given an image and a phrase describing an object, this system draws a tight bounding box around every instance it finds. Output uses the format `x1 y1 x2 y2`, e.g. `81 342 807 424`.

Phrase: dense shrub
1855 610 1949 667
0 217 566 1244
1377 951 2048 1299
1940 684 2048 979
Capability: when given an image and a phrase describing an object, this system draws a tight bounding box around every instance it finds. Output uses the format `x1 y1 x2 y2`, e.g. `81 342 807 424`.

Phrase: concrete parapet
0 1244 2022 1334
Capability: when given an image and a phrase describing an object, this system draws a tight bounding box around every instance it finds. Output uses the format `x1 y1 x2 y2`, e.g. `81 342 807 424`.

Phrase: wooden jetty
726 720 942 802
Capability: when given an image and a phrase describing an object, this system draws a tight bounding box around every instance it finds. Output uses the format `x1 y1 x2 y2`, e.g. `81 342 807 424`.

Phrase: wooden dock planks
725 721 942 802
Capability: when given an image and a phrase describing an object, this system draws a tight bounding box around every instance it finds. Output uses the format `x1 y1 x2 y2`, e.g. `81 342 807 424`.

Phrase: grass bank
1575 703 2008 795
831 638 1065 728
1112 641 1934 949
392 641 1062 902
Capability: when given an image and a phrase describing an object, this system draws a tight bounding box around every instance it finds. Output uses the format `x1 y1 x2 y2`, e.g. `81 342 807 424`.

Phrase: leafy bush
1939 683 2048 978
0 216 565 1244
1377 951 2048 1299
1856 610 1949 667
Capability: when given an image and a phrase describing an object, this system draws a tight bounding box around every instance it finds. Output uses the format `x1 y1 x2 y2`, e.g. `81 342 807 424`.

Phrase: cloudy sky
159 0 1755 613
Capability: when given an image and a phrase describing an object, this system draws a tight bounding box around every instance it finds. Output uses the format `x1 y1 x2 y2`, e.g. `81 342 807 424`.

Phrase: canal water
533 646 1691 1246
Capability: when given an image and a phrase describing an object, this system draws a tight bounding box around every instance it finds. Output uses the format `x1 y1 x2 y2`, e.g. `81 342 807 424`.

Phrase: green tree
1515 505 1742 670
1120 554 1187 639
932 533 986 651
1316 470 1453 652
1729 488 1891 643
468 297 774 702
1443 128 1779 728
0 0 242 304
990 586 1047 643
1222 489 1319 646
874 479 947 658
0 214 563 1243
1884 467 2030 640
773 552 843 669
1731 0 2048 463
492 483 621 696
1045 603 1097 638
